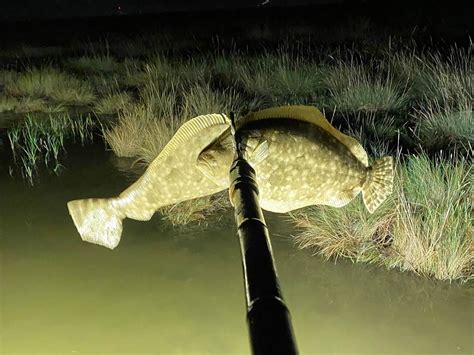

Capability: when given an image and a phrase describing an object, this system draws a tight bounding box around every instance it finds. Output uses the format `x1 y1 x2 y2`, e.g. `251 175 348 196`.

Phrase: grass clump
160 191 230 227
102 103 154 158
324 59 409 113
413 98 473 153
392 154 472 281
8 113 95 185
5 67 95 106
290 153 473 282
235 53 324 106
0 96 18 112
94 92 133 115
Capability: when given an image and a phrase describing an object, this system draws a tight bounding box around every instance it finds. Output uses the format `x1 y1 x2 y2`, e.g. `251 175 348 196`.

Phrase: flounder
68 105 393 249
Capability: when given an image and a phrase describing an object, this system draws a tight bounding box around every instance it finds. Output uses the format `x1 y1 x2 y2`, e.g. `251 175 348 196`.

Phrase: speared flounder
196 105 393 213
68 105 394 250
67 113 231 249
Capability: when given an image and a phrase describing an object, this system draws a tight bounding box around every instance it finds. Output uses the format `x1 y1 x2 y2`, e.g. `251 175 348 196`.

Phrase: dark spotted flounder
68 106 393 249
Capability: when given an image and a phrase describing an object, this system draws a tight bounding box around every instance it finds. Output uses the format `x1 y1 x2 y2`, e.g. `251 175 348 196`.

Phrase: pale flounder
67 113 230 249
197 105 393 214
68 105 393 250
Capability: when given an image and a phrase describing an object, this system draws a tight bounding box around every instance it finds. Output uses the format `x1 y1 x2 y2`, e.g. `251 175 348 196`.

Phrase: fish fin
250 140 269 166
67 198 125 249
362 156 394 213
146 113 230 168
196 153 223 186
239 105 369 167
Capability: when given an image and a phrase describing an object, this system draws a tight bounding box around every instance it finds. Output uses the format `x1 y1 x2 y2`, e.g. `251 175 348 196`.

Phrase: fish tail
362 156 394 213
67 198 124 249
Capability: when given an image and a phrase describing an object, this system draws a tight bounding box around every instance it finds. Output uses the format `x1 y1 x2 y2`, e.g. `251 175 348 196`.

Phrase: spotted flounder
197 105 393 214
68 106 393 250
67 113 231 249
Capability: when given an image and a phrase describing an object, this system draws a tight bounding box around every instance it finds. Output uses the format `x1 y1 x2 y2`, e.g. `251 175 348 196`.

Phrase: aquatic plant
7 113 95 185
290 153 473 282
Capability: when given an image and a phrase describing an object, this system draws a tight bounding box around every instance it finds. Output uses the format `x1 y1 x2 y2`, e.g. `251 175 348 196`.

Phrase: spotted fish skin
198 119 368 212
198 105 393 214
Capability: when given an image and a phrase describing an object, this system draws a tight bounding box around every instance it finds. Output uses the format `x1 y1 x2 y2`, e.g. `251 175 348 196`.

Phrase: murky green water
1 142 472 354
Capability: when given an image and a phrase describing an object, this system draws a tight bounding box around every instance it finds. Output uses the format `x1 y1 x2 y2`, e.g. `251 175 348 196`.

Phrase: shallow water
1 142 472 354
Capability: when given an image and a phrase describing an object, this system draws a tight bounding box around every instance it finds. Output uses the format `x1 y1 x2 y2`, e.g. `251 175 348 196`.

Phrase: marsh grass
160 191 231 227
290 154 473 282
5 67 95 106
387 46 473 105
235 53 325 106
391 154 473 281
324 58 409 113
94 92 133 115
413 97 473 153
8 113 95 185
0 96 18 112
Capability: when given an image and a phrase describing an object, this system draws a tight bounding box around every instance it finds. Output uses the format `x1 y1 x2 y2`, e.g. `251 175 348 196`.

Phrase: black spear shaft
228 112 298 355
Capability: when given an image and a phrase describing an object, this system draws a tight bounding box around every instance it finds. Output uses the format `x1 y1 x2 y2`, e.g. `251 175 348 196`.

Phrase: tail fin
362 156 394 213
67 198 124 249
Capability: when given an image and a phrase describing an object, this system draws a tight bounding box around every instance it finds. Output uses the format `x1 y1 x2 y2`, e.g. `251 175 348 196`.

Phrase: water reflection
1 143 472 354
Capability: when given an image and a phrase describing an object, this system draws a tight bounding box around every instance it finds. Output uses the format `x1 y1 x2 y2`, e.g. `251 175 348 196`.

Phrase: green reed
7 112 95 185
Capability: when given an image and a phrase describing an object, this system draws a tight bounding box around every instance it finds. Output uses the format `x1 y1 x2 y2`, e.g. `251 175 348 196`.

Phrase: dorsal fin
238 105 369 167
148 113 230 167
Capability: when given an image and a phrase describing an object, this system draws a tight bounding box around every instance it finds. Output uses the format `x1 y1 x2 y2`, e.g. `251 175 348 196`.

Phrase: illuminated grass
235 53 325 106
0 96 18 112
413 97 473 152
181 83 241 118
324 59 409 112
5 67 95 106
160 191 231 227
387 46 473 105
94 92 133 115
102 104 152 158
290 154 473 282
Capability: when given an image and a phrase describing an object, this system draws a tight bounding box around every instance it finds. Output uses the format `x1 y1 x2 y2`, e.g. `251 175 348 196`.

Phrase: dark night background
0 1 472 48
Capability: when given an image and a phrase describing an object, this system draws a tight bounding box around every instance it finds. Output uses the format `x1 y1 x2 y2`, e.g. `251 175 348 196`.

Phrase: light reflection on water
0 142 472 354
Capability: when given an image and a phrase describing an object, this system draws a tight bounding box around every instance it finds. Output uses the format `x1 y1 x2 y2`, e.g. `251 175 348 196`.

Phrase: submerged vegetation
1 21 472 281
